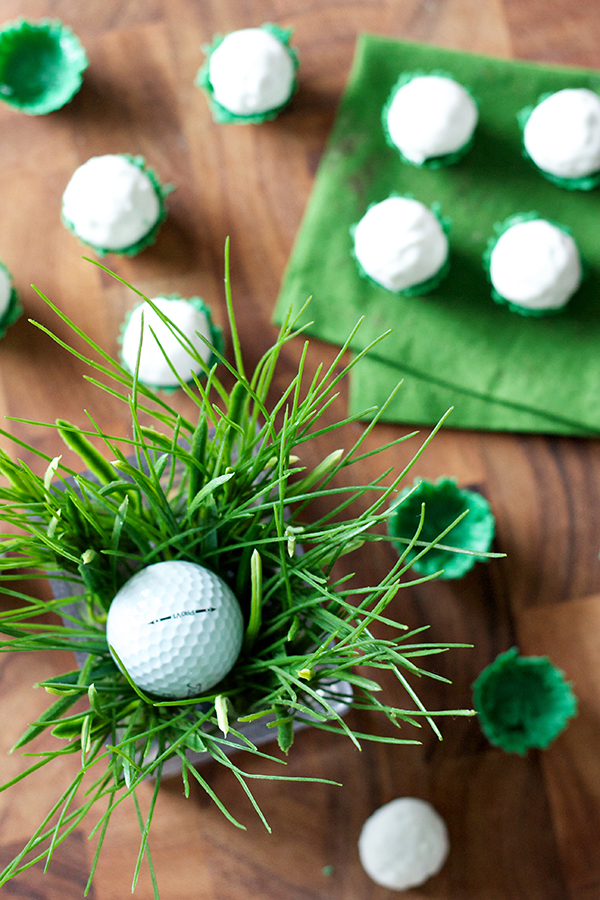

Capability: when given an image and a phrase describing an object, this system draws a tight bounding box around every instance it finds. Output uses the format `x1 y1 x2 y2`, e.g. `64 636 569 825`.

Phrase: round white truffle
121 298 213 387
523 88 600 180
353 196 449 293
0 265 12 320
385 75 478 165
62 155 161 251
208 28 295 116
358 797 449 890
489 218 582 312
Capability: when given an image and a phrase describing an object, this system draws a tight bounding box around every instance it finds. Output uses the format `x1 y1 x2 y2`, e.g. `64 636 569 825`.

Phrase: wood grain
0 1 599 898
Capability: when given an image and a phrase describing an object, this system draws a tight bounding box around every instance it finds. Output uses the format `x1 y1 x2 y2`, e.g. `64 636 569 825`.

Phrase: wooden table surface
1 1 600 898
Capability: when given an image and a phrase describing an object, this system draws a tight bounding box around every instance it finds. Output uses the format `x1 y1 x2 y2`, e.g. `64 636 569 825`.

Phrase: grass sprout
0 246 475 897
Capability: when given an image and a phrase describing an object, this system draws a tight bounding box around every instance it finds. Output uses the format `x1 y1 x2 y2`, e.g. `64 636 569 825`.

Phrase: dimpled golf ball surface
358 797 449 890
106 560 244 699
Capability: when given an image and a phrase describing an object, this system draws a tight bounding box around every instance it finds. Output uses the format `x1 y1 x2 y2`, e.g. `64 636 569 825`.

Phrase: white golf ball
358 797 449 890
106 560 244 699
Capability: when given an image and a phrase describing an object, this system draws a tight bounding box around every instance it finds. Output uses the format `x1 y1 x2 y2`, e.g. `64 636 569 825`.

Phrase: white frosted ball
523 88 600 179
62 154 161 251
0 266 12 319
354 196 448 292
385 75 478 164
490 218 582 311
122 297 213 387
359 797 449 890
208 28 295 116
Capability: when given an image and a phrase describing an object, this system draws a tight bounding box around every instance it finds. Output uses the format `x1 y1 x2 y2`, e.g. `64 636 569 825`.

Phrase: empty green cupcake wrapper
61 155 172 257
382 69 478 169
388 476 495 579
0 18 87 115
119 293 223 392
473 646 578 755
196 22 299 124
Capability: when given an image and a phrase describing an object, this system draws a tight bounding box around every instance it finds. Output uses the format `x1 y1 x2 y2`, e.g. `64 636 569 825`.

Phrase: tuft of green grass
0 244 476 897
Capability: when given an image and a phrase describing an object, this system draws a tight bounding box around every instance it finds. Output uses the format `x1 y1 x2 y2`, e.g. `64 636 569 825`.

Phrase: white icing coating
0 266 12 319
489 218 582 311
121 298 213 387
208 27 295 116
358 797 449 890
62 155 161 251
523 88 600 179
385 75 478 164
353 196 448 292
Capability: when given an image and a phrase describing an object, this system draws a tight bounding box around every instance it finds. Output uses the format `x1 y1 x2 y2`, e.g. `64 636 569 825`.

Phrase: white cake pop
353 196 449 293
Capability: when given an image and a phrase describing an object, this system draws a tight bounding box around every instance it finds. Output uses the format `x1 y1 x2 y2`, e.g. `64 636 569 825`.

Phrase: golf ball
106 560 244 699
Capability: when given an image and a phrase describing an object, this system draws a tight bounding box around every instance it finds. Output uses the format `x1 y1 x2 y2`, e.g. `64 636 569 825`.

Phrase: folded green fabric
273 34 600 435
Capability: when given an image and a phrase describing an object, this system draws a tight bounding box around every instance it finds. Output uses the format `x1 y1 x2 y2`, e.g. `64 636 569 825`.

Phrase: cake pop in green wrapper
119 293 223 393
518 88 600 191
388 477 495 579
61 154 171 257
0 260 21 337
473 647 577 755
196 23 298 124
483 212 583 317
0 18 87 115
351 195 451 296
382 70 478 169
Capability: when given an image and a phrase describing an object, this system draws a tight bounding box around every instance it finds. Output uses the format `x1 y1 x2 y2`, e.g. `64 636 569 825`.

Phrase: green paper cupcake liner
473 646 577 755
381 69 478 169
118 293 223 393
0 260 22 337
61 155 172 257
388 476 495 579
196 22 299 124
350 194 452 297
517 100 600 191
483 211 584 316
0 18 88 115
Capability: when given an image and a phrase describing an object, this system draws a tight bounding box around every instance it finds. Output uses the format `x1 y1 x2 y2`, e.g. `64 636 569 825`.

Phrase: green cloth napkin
273 34 600 435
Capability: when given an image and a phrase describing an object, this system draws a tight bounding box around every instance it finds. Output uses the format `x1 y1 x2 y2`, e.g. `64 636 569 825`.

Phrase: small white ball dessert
353 196 449 294
0 260 21 336
106 560 244 699
62 154 166 254
120 295 218 389
487 216 582 315
358 797 449 890
384 74 478 166
201 26 297 120
522 88 600 186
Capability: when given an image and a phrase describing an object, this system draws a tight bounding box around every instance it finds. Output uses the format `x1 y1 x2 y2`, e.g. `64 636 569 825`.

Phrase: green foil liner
118 293 223 393
196 23 299 124
0 18 87 115
482 211 583 317
350 195 452 296
61 155 172 257
473 646 578 755
382 69 478 169
518 100 600 192
388 476 495 579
